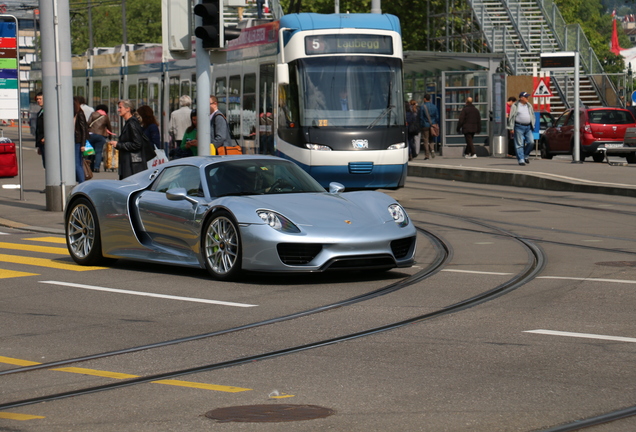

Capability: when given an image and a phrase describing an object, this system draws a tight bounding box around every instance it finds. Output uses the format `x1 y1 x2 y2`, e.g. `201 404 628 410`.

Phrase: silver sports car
65 156 417 280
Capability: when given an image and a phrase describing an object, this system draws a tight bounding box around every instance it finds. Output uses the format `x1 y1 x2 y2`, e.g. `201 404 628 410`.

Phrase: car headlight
387 142 406 150
306 144 332 151
388 204 408 227
257 210 300 233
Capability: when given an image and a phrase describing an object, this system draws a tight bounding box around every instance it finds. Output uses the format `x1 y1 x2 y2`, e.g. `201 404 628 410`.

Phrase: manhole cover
205 404 335 423
595 261 636 267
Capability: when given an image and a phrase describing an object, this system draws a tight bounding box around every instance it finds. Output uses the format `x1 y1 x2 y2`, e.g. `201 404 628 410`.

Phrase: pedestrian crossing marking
0 412 45 420
0 254 105 271
25 237 66 245
0 269 38 279
0 356 252 393
0 241 68 254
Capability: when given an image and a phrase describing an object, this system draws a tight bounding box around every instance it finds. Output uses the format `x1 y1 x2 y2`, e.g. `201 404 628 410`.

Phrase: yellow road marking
270 395 295 399
0 241 68 254
0 269 38 279
0 412 45 420
0 357 251 393
0 254 105 271
26 237 66 244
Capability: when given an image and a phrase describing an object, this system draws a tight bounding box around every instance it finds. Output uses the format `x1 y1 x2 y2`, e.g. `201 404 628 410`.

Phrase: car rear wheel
592 153 605 163
65 198 107 266
626 153 636 164
539 138 553 159
202 210 242 280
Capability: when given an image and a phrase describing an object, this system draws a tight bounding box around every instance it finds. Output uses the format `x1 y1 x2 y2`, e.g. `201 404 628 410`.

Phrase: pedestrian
456 96 482 158
210 95 232 150
410 100 421 157
506 96 517 157
108 100 154 180
419 94 439 160
627 100 636 121
87 104 113 173
73 96 89 183
169 95 192 152
137 105 161 150
78 95 94 122
507 91 536 166
405 101 419 161
34 92 45 169
180 110 198 157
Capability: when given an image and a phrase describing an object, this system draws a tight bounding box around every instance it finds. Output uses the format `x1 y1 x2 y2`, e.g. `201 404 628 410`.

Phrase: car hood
225 191 398 227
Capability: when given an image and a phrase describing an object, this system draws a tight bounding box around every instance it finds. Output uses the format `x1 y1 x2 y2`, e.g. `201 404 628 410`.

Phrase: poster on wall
0 15 18 120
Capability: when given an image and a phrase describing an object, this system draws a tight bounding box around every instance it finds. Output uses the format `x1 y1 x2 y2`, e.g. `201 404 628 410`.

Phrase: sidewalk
0 126 635 236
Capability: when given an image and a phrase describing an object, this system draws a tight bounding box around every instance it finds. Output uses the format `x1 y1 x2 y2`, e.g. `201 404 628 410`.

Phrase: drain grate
205 404 335 423
595 261 636 267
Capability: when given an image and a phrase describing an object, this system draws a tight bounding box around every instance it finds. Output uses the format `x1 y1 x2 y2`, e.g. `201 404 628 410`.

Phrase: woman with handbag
108 100 154 180
419 94 439 160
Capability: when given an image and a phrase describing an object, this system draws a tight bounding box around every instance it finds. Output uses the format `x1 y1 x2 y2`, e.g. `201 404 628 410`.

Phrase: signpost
0 14 22 199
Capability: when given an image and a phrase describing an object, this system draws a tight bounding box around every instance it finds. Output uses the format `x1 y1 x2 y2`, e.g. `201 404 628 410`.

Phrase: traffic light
194 0 222 49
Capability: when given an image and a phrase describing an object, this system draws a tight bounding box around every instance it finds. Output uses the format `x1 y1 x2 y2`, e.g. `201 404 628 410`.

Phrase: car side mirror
166 187 199 204
329 182 345 194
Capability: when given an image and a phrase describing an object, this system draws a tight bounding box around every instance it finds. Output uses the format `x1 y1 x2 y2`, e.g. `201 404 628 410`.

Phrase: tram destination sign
305 35 393 55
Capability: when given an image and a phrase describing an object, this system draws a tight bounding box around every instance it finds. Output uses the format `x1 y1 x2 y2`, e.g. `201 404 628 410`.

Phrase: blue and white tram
214 13 407 189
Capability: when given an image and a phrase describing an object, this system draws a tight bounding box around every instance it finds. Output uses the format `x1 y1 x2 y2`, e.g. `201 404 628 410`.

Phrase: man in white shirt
169 95 192 151
507 91 535 166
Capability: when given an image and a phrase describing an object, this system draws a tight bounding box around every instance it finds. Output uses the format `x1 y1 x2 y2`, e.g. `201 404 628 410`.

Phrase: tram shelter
403 51 507 157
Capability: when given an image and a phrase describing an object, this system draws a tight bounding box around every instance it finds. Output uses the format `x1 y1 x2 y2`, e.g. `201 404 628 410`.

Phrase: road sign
533 78 552 97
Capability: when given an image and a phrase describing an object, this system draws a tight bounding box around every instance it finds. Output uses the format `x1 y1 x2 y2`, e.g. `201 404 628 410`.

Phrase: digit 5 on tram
214 13 407 189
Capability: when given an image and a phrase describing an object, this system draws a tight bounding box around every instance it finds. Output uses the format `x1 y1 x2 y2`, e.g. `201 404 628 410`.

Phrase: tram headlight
387 142 406 150
257 210 301 233
388 204 409 227
306 144 332 151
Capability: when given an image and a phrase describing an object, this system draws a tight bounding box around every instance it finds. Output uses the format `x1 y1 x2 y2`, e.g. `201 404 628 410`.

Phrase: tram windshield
296 56 404 128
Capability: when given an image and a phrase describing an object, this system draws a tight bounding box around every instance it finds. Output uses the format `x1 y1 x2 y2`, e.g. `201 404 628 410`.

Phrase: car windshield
205 159 327 197
588 110 634 125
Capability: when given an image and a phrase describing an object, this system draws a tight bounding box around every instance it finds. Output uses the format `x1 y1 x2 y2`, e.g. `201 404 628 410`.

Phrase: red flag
611 17 623 55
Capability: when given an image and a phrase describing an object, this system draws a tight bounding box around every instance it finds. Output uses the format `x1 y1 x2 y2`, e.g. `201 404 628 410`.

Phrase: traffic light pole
195 10 211 156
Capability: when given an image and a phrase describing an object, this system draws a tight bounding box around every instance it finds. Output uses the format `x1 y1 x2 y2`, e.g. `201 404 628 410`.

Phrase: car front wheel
66 198 107 266
202 210 242 280
539 138 553 159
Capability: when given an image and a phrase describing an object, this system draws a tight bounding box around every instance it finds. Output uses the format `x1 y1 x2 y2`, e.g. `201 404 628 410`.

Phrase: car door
136 165 205 254
551 110 573 152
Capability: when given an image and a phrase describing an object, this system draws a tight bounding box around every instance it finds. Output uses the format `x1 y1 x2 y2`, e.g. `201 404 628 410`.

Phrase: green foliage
70 0 162 55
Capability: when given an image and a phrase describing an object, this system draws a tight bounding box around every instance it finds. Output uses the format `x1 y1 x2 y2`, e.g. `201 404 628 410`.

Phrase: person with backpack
209 96 233 152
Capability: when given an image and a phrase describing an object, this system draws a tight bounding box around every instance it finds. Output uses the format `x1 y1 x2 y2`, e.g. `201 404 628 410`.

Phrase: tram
70 13 407 189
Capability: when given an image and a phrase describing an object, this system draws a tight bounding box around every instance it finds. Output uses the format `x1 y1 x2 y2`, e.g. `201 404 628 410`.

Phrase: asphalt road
1 174 635 431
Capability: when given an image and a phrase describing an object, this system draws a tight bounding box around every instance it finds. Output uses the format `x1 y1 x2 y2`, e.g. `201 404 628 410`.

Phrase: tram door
259 63 275 155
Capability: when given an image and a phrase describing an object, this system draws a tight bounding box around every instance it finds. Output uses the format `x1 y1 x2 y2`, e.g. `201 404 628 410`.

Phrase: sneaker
431 151 435 158
524 159 530 164
470 154 477 158
519 162 526 166
464 154 471 158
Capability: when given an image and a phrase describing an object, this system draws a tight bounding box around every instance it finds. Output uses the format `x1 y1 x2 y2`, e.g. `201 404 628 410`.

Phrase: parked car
64 156 417 280
539 107 636 162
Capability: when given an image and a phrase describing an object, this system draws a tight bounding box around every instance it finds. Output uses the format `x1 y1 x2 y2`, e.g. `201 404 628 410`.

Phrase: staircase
469 0 618 116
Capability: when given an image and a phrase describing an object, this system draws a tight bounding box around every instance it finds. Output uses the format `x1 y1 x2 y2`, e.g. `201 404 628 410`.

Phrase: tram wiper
367 105 395 129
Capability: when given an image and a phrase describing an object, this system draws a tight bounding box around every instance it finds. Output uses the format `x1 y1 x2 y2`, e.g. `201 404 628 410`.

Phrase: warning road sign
533 78 552 97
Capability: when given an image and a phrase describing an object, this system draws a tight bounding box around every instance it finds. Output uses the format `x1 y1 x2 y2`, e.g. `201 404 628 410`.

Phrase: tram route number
305 35 393 56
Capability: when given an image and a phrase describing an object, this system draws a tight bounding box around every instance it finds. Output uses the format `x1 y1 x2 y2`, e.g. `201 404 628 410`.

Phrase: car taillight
583 123 592 134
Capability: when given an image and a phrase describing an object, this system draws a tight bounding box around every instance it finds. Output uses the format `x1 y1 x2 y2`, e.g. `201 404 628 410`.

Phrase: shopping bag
147 146 168 169
83 141 95 157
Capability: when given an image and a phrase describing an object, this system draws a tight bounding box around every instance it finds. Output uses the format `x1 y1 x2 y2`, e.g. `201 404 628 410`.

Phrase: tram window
169 77 180 113
180 81 190 101
101 85 108 107
215 78 227 113
75 86 85 97
139 79 148 106
128 84 137 104
259 63 275 155
242 74 257 153
92 80 101 108
228 75 241 139
191 73 197 103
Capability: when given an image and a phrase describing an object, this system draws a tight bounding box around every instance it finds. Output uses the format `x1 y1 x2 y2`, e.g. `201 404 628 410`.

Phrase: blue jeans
514 123 534 163
75 142 85 183
88 134 106 171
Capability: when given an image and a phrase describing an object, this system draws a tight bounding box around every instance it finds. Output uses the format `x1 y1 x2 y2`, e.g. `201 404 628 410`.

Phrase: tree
70 0 162 55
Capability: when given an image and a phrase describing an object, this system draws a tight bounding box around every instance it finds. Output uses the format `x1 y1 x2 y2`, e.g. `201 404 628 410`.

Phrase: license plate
605 143 623 148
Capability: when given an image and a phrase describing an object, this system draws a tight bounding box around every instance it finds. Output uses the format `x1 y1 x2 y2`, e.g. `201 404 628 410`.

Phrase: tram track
0 218 544 411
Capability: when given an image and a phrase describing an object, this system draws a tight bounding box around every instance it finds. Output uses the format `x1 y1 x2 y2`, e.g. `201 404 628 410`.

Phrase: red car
539 107 636 162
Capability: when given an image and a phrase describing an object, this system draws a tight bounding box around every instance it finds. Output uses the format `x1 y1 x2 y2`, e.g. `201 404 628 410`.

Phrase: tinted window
153 166 203 197
206 159 325 197
588 110 634 125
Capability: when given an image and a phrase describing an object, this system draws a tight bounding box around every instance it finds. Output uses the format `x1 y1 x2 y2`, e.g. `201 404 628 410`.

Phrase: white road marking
537 276 636 284
39 281 257 307
442 269 512 275
525 329 636 343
